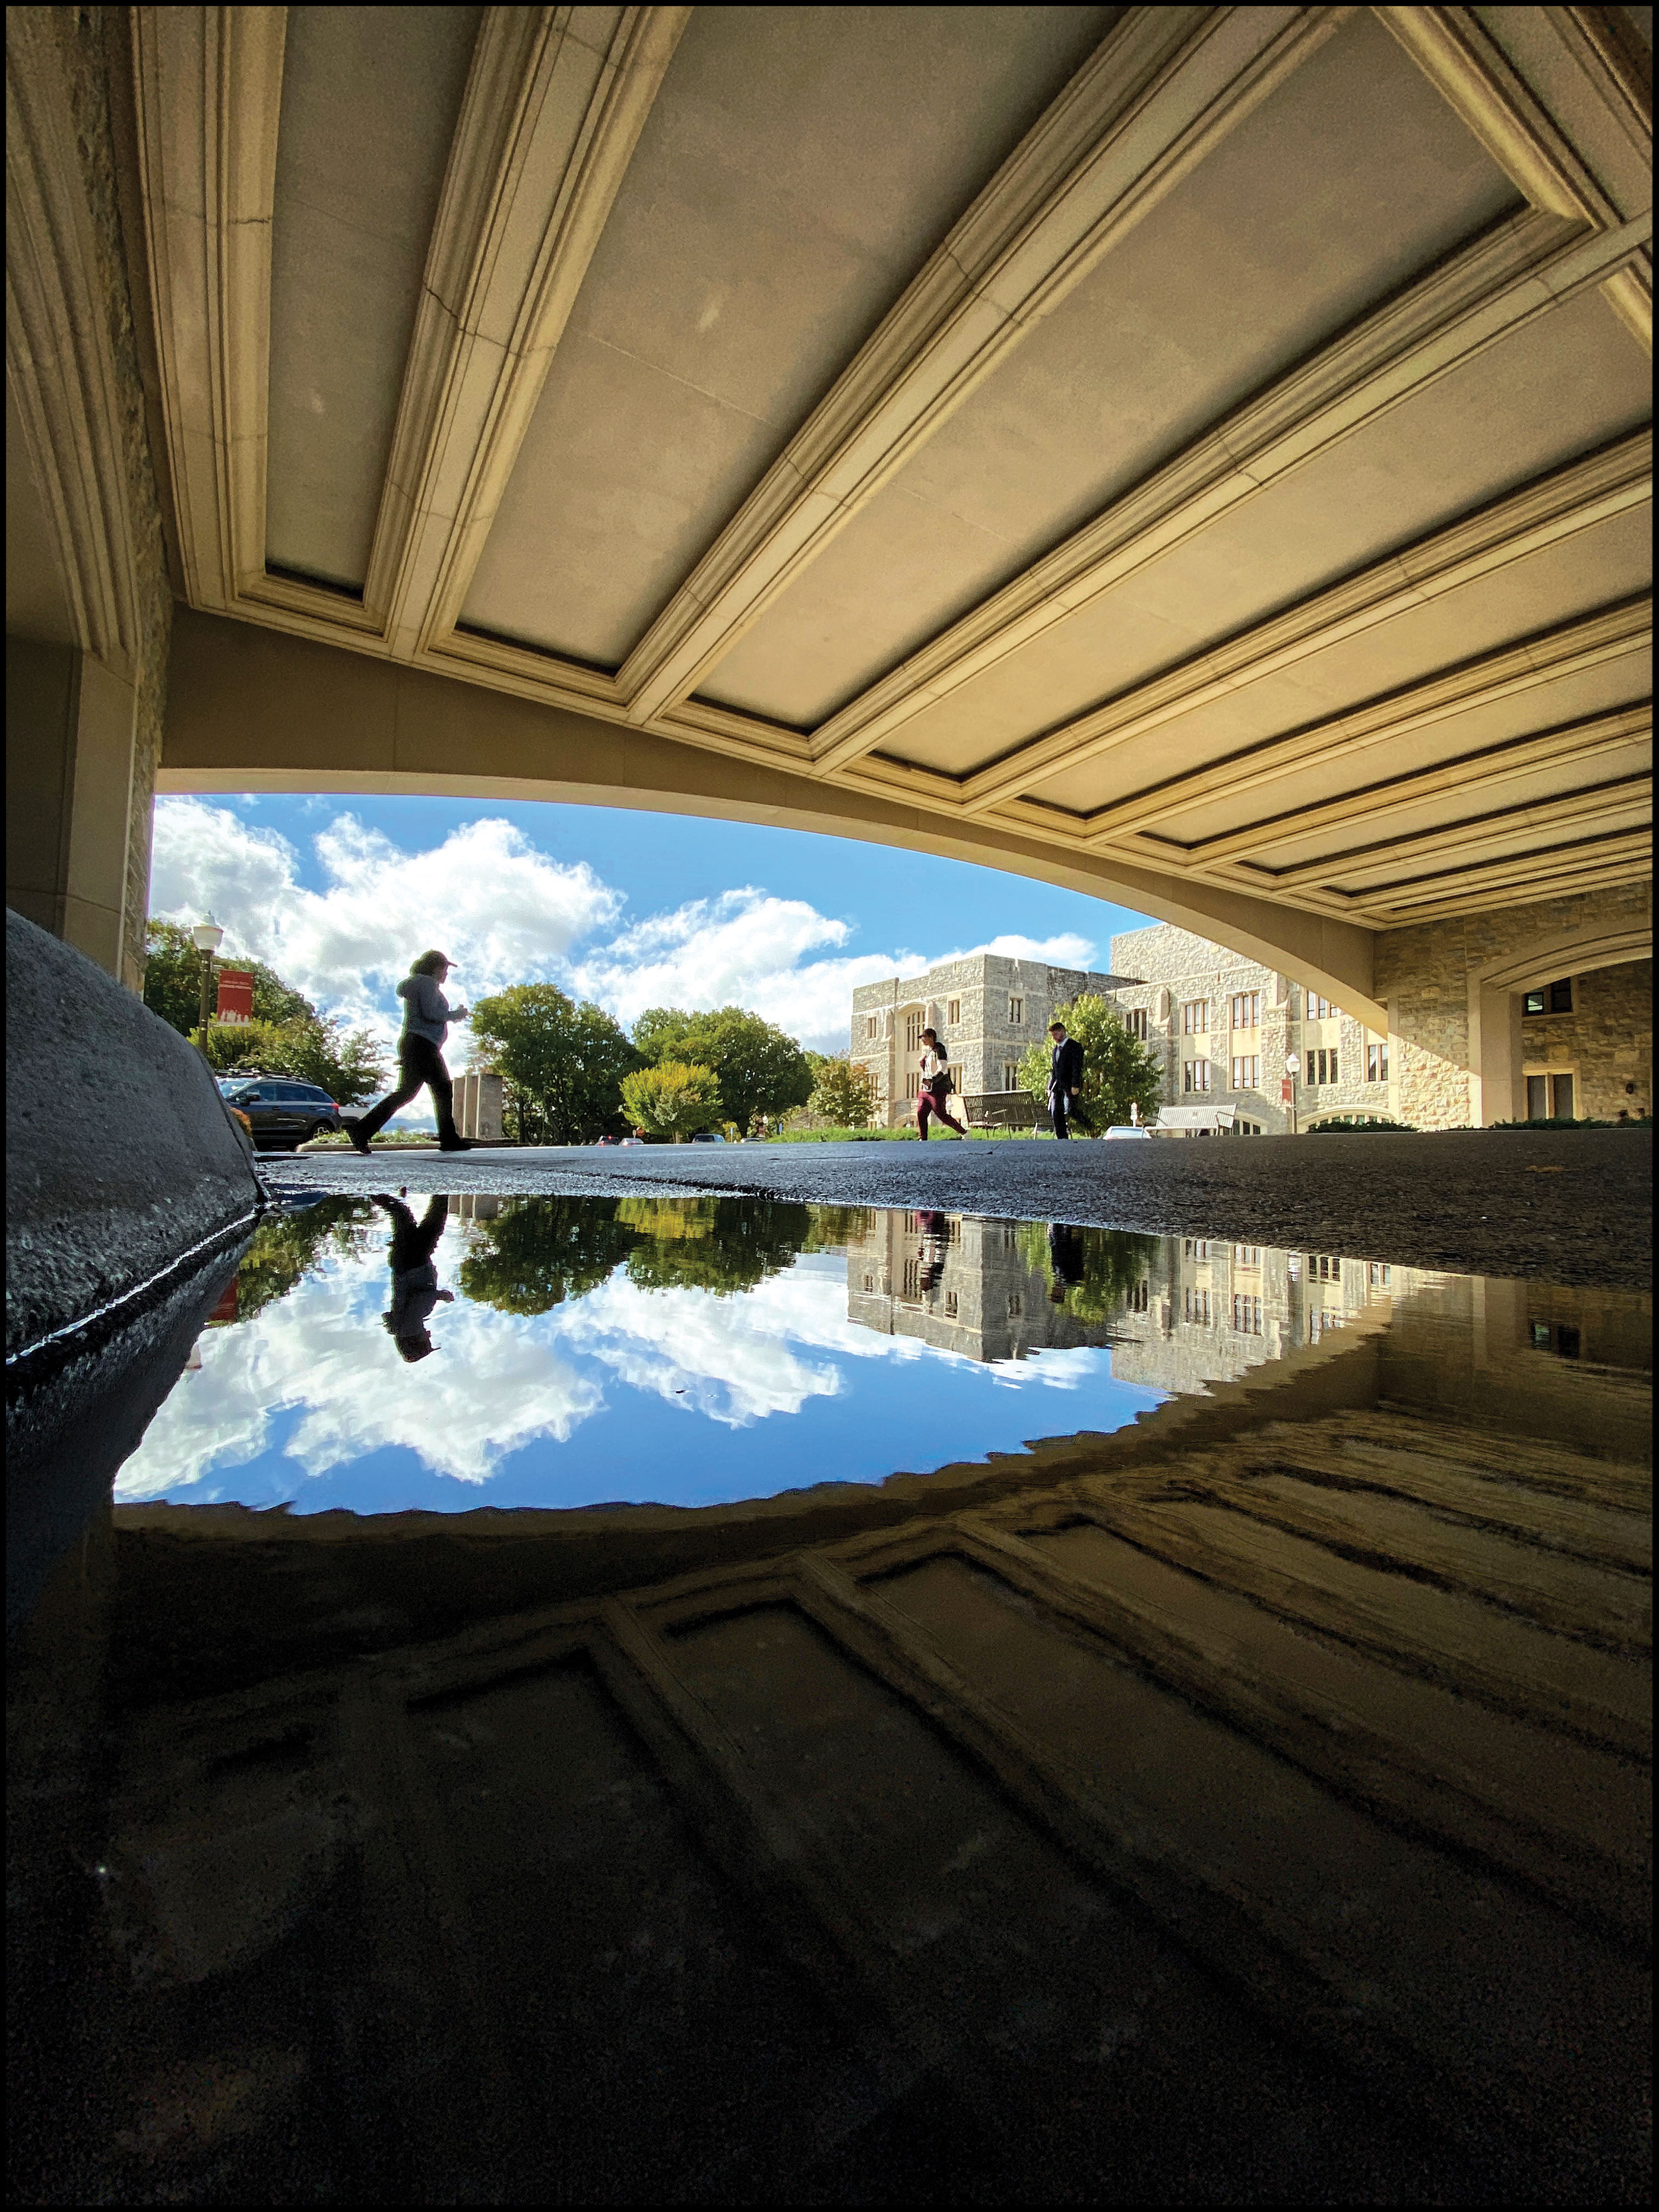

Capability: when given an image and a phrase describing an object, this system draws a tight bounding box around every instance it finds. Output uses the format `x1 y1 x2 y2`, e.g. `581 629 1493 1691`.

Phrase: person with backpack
914 1027 968 1139
1048 1018 1096 1139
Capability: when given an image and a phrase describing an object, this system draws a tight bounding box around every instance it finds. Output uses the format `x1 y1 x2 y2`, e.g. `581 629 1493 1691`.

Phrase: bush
1491 1114 1652 1130
767 1124 920 1142
1307 1115 1417 1133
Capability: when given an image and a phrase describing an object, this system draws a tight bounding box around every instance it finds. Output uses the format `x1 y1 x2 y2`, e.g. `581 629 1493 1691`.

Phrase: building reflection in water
845 1212 1426 1386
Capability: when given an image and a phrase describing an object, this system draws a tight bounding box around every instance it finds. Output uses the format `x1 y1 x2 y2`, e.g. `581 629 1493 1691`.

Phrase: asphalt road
263 1126 1652 1290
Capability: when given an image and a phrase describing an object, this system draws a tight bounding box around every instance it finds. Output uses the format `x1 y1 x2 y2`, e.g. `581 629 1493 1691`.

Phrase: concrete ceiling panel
700 10 1524 726
265 5 484 590
1025 645 1654 822
459 5 1116 662
877 290 1652 778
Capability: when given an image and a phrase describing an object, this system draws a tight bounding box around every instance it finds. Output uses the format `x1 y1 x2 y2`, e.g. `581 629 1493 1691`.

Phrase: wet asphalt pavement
264 1126 1650 1290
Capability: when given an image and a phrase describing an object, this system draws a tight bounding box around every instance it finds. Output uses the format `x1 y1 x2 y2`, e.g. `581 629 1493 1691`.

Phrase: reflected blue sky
115 1206 1168 1513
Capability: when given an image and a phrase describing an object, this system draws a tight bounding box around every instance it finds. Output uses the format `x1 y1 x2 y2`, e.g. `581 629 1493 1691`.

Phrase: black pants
358 1035 458 1142
1050 1089 1096 1140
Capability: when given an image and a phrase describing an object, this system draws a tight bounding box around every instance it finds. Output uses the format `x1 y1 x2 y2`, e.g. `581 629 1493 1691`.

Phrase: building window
1183 999 1208 1034
1309 1308 1344 1342
1234 1245 1261 1266
1366 1041 1388 1083
1530 1319 1581 1357
1184 1288 1211 1323
1366 1262 1392 1289
1307 1253 1340 1281
1009 996 1025 1023
1183 1059 1210 1092
1230 1055 1260 1090
862 1272 875 1293
902 1259 919 1300
1523 980 1573 1016
1125 1007 1149 1040
1306 1047 1338 1085
1002 1225 1019 1251
1003 1063 1019 1091
1232 1294 1262 1335
1127 1280 1150 1313
1183 1239 1210 1260
1305 991 1337 1021
865 1014 879 1039
905 1012 923 1052
944 1291 958 1319
1007 1292 1023 1319
947 997 960 1025
1231 992 1260 1030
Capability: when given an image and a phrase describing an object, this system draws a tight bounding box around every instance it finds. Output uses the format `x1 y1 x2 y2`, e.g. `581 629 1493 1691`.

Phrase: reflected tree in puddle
459 1198 642 1315
1022 1222 1160 1323
618 1197 812 1297
233 1200 377 1323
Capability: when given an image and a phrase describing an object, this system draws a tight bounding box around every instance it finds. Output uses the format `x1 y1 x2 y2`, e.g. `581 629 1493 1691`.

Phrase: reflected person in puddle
1047 1222 1085 1304
374 1193 451 1362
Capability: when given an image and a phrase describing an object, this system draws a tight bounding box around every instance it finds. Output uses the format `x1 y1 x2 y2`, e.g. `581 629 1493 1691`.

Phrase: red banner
215 968 254 1023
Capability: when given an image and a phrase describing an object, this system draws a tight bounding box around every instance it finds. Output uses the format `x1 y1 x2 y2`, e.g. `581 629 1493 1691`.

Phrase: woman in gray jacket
348 950 474 1153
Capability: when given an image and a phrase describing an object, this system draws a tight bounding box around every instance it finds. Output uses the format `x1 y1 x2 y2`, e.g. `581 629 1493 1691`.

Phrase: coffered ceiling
129 5 1651 930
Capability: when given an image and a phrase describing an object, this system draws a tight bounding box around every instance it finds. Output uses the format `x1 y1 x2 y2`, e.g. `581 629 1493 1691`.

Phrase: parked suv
216 1075 344 1151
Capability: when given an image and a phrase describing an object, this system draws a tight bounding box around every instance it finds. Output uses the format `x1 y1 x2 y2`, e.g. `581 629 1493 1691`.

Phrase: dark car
216 1075 344 1151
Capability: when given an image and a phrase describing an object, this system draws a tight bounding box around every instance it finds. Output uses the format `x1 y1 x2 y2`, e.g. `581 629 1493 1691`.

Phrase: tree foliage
620 1197 810 1296
619 1059 722 1139
196 1016 386 1104
229 1199 377 1323
632 1005 813 1136
1019 1220 1160 1324
459 1199 641 1315
145 919 318 1033
469 984 640 1143
807 1053 877 1130
1017 994 1163 1130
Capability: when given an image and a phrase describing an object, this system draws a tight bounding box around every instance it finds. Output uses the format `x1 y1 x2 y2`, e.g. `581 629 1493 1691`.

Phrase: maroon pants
917 1085 965 1138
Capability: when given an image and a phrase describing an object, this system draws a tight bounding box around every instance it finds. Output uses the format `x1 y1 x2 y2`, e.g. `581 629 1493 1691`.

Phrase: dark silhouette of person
350 950 474 1153
916 1209 950 1295
374 1193 451 1363
1048 1020 1096 1139
1048 1222 1085 1304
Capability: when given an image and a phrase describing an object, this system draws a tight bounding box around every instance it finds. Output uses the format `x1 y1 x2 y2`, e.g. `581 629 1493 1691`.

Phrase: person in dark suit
1048 1020 1095 1140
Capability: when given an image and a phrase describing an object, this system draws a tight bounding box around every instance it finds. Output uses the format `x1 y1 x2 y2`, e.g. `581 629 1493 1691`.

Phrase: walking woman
348 950 474 1153
914 1027 968 1140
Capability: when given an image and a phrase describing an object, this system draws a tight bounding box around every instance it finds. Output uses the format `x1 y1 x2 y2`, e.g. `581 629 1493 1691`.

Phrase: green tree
620 1059 722 1139
620 1197 810 1295
228 1199 377 1323
1017 995 1163 1131
470 984 640 1143
144 919 319 1034
196 1016 386 1104
1018 1221 1159 1324
632 1005 813 1136
807 1053 876 1129
459 1199 639 1315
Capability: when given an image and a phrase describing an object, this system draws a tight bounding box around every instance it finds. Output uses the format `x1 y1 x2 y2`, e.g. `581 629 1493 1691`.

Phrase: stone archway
1467 924 1652 1126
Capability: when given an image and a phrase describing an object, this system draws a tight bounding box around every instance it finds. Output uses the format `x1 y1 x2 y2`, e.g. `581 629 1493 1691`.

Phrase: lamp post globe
192 917 224 1057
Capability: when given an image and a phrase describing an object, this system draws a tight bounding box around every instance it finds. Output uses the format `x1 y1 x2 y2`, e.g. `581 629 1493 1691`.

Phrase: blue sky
149 791 1153 1055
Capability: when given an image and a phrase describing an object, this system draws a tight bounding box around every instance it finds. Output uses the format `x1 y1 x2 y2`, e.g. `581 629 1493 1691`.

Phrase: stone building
844 1211 1128 1364
850 954 1136 1127
1108 922 1397 1134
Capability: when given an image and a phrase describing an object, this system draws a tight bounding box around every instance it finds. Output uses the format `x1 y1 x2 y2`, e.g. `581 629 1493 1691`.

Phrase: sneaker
438 1136 475 1152
344 1118 374 1157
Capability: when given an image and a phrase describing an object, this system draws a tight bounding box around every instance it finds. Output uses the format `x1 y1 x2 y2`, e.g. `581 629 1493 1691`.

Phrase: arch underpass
7 5 1652 1123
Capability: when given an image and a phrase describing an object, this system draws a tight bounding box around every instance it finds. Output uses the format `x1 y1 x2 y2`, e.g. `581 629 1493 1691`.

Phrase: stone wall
42 7 175 993
1374 882 1653 1128
1519 958 1652 1120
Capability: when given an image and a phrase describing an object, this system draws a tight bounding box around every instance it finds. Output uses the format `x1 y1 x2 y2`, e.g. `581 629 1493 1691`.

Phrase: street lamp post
192 917 224 1061
1284 1053 1300 1138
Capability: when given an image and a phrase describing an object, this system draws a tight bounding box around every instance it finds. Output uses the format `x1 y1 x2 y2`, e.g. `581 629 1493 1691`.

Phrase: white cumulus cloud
149 800 1099 1053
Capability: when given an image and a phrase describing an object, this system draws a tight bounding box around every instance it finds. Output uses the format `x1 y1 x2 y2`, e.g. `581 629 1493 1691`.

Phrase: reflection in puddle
111 1197 1439 1514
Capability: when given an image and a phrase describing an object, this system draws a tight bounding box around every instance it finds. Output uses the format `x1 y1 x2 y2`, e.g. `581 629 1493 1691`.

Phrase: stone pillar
6 640 140 980
457 1070 504 1140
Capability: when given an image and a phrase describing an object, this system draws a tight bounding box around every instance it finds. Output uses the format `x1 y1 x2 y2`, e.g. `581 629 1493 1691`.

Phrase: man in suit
1048 1019 1095 1140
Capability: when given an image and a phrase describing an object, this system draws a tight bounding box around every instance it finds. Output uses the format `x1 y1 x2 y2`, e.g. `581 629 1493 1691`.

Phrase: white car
617 1136 645 1147
1102 1124 1152 1140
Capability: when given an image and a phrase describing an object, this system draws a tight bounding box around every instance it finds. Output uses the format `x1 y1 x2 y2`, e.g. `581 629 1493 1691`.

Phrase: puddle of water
109 1196 1650 1516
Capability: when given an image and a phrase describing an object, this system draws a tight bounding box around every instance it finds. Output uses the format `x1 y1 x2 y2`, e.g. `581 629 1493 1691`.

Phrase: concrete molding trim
1474 919 1653 993
1079 595 1654 846
1158 703 1652 873
364 5 691 661
5 11 141 669
616 5 1350 727
129 3 286 613
1372 5 1617 222
1365 845 1654 924
812 208 1647 780
955 428 1653 819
